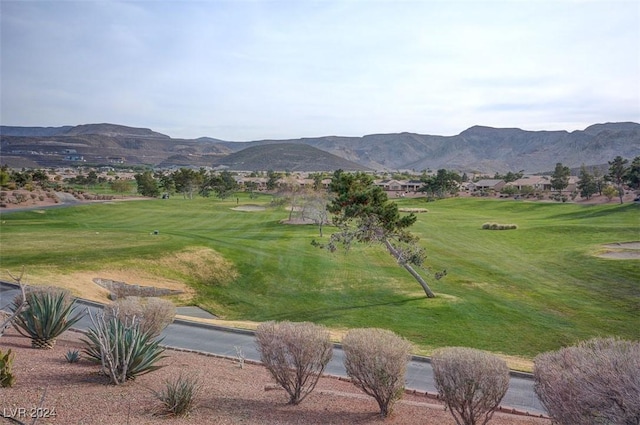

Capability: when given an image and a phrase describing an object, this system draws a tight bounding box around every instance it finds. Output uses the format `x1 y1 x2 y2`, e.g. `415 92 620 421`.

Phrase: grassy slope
0 195 638 359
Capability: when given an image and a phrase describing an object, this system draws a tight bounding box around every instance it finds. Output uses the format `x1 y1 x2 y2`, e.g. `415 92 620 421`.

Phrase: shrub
255 321 333 405
105 297 175 338
481 222 517 230
12 286 84 349
0 348 16 387
431 347 509 425
83 313 166 385
64 349 81 363
533 337 640 425
342 328 412 417
153 373 201 417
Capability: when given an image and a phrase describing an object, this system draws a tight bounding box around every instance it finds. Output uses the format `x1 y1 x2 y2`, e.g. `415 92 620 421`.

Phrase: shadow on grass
263 296 426 322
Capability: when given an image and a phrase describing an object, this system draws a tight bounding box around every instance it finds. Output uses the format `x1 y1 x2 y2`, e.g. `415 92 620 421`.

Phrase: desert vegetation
533 337 640 425
255 320 333 405
432 347 510 425
342 328 413 417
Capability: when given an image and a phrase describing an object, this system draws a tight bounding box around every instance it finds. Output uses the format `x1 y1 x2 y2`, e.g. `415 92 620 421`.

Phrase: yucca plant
12 287 84 349
64 349 81 363
153 373 201 417
83 312 166 385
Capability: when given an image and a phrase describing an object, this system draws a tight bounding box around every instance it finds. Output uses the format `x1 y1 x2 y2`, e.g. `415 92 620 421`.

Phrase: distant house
375 179 403 192
469 179 505 192
508 176 550 191
64 154 84 161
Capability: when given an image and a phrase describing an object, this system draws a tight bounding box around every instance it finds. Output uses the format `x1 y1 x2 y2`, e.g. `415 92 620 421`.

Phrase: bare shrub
255 321 333 405
431 347 509 425
342 328 412 417
533 337 640 425
105 297 175 338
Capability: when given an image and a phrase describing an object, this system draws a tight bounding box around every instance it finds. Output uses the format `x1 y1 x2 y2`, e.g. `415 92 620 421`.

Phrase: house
468 179 505 192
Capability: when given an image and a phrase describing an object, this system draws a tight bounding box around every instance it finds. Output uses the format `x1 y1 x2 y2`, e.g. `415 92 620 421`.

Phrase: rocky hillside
1 122 638 173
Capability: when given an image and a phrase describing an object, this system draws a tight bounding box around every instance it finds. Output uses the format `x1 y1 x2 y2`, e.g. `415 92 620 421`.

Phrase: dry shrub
105 297 175 338
255 321 333 405
431 347 509 425
533 337 640 425
342 328 412 417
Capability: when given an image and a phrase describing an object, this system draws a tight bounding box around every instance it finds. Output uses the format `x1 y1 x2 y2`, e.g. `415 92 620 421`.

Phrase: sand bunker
596 242 640 259
231 204 266 212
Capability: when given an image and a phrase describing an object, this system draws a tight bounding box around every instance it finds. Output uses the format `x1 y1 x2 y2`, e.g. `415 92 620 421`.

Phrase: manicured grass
1 195 638 360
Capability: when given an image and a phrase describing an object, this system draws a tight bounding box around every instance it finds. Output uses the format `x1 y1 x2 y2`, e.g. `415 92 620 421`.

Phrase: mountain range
1 122 639 174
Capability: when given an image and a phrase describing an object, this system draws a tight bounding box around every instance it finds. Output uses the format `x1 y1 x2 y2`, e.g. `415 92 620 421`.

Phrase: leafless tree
255 321 333 405
342 328 412 417
534 337 640 425
431 347 509 425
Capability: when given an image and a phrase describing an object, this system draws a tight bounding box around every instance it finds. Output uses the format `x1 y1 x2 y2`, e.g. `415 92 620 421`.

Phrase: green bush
0 349 16 388
12 287 84 349
83 313 166 385
153 373 200 417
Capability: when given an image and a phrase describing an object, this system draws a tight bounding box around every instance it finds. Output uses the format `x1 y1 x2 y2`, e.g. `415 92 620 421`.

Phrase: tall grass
1 195 637 358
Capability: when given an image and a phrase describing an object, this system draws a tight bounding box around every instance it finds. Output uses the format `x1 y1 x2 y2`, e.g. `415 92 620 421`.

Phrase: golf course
1 194 638 368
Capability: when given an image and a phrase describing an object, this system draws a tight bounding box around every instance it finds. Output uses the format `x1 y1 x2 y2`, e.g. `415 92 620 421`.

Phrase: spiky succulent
12 287 84 349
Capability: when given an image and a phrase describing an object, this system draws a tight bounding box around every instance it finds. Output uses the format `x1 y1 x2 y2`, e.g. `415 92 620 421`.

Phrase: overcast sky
1 0 638 141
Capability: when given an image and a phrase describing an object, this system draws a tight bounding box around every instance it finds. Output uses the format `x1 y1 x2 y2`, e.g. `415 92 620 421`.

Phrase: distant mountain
212 143 370 171
1 122 638 173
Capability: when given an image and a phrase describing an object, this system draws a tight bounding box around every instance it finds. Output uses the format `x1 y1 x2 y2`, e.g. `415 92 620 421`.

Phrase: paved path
0 281 546 416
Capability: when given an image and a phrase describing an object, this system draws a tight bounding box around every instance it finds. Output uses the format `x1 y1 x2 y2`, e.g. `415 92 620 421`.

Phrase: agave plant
83 312 166 385
12 287 84 349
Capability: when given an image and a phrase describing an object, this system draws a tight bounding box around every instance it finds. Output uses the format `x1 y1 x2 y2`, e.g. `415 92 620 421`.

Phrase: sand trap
231 204 266 212
596 241 640 259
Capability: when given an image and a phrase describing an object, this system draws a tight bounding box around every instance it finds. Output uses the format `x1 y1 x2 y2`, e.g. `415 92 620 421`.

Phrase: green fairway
1 195 638 360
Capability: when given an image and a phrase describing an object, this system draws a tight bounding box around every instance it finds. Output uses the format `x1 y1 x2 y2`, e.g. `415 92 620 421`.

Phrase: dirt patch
231 204 266 212
596 241 640 260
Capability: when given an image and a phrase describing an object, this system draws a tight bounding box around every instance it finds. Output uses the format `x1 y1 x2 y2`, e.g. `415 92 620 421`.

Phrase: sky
1 0 639 141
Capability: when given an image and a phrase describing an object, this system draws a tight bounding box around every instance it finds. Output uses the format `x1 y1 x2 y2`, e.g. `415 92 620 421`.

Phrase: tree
608 155 629 204
266 170 281 191
342 328 412 417
316 170 439 298
534 337 640 425
432 347 509 425
255 321 332 405
172 168 199 199
110 178 132 197
210 170 238 199
420 169 461 199
158 173 176 196
244 180 259 199
627 156 640 190
550 162 570 195
577 164 598 200
134 171 160 197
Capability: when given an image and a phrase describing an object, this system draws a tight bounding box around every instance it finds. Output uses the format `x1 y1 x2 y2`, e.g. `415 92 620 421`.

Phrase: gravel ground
1 328 550 425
